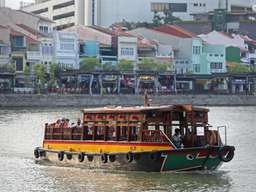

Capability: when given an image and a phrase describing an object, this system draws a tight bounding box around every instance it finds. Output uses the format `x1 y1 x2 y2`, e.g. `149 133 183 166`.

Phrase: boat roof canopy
82 105 209 114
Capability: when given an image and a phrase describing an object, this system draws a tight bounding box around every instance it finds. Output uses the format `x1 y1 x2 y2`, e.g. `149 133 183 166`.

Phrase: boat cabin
44 105 219 148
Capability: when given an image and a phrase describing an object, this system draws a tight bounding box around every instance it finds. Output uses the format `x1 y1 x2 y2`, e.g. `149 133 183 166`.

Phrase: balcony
27 51 41 61
11 46 27 52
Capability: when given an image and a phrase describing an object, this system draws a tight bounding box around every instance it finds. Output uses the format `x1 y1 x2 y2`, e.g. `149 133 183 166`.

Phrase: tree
0 63 15 72
153 11 162 27
80 57 101 71
138 58 170 71
137 58 158 71
163 9 182 24
117 59 134 71
24 64 32 87
228 63 251 73
48 63 58 88
33 64 46 92
102 62 117 71
156 62 169 71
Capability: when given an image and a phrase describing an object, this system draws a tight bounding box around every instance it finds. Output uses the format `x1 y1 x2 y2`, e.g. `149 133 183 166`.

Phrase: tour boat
34 99 235 172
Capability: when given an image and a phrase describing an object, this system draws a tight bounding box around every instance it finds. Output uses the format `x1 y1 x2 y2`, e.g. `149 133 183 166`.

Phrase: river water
0 106 255 192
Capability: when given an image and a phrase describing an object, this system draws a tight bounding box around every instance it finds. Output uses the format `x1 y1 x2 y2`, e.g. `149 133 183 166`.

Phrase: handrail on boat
160 130 176 148
217 125 227 146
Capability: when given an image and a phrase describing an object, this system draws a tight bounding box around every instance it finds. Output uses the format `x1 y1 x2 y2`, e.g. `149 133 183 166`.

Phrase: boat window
196 126 205 136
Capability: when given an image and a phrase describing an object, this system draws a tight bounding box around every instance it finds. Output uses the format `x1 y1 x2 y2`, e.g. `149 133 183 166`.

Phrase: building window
39 26 49 33
194 64 200 72
210 62 223 69
12 36 24 47
151 3 187 12
53 0 75 10
60 39 75 50
53 12 75 21
121 48 134 56
14 57 23 71
214 54 219 57
92 0 95 25
32 8 48 14
193 46 201 55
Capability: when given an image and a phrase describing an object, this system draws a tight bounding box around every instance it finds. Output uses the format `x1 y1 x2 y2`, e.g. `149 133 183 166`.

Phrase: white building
0 0 5 8
21 0 243 29
118 35 138 62
53 31 80 69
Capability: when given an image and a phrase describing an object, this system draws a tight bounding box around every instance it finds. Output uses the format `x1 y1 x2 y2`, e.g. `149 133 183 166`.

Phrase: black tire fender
218 146 235 163
109 155 116 163
87 155 94 162
34 148 39 159
58 151 64 161
66 153 73 160
78 153 85 163
39 150 46 157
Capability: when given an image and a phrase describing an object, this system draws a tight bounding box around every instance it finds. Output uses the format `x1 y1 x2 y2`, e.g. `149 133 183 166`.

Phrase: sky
6 0 34 9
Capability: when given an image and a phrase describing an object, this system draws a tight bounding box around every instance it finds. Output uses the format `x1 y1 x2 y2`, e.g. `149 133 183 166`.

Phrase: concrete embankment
0 94 256 107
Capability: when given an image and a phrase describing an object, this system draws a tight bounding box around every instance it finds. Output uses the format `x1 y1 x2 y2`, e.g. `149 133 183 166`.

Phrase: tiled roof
89 25 115 36
90 25 134 37
175 22 212 35
153 24 197 38
137 35 158 49
17 10 55 23
16 24 47 38
11 28 39 44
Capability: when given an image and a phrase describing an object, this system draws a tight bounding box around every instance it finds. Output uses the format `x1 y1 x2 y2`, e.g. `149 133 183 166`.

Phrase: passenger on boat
71 122 76 128
76 118 83 128
60 118 70 128
172 129 183 148
54 119 61 128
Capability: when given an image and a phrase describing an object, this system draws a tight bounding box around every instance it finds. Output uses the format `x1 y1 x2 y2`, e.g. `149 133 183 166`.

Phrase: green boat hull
161 146 227 172
35 145 234 172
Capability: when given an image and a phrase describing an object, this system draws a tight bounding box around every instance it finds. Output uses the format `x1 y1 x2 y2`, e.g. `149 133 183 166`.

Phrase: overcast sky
6 0 34 9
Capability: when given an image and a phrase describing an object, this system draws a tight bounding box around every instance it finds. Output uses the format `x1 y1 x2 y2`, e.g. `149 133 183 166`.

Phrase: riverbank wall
0 94 256 107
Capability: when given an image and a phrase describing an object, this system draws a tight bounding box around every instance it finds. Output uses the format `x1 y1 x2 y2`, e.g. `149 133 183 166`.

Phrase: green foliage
162 10 182 24
33 64 46 90
138 58 169 71
48 63 58 88
80 57 101 71
250 65 256 73
117 60 134 71
153 11 162 27
156 62 170 71
102 62 117 71
0 64 15 72
228 63 251 73
24 65 32 87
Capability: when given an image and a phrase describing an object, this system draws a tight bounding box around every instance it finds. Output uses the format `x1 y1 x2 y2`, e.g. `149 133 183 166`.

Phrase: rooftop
153 25 197 38
82 105 209 114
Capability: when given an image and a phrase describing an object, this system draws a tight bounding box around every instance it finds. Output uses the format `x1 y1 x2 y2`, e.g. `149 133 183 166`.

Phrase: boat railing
217 125 227 146
141 130 170 143
45 127 84 140
45 125 171 144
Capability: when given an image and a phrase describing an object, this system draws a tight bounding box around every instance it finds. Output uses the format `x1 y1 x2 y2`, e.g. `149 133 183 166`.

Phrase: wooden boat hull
35 145 233 172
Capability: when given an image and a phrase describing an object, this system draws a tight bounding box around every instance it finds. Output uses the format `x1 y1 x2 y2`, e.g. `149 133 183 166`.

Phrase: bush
137 58 169 71
228 63 251 73
117 60 134 71
80 57 101 71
